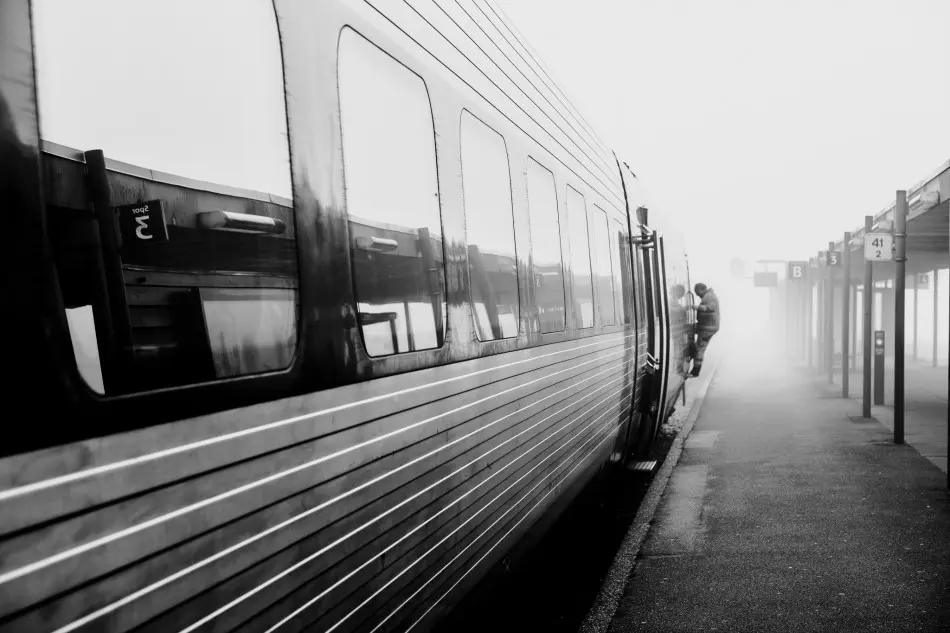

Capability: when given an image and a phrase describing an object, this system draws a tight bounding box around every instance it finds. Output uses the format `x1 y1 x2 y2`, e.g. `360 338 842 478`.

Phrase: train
0 1 695 631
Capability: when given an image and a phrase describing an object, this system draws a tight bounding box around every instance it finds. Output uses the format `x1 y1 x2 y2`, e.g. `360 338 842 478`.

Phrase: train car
0 1 694 632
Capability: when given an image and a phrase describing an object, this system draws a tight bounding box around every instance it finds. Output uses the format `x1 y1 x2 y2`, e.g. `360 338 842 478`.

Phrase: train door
654 236 673 425
632 228 669 449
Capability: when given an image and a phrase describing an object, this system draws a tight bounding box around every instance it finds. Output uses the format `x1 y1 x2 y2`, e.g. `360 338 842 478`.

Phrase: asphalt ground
608 331 950 633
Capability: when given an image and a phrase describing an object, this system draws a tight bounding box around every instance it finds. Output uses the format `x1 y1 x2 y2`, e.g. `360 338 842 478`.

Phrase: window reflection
339 28 447 356
460 111 520 340
612 219 630 325
634 242 649 328
566 186 594 328
591 206 615 326
527 159 565 333
35 0 292 199
200 288 296 377
35 0 299 395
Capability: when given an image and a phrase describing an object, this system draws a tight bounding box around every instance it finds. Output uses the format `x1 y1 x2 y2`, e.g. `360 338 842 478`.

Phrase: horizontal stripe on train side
0 336 636 632
399 426 621 633
209 385 631 633
355 409 627 633
100 367 632 633
0 334 634 535
0 351 628 612
294 406 626 633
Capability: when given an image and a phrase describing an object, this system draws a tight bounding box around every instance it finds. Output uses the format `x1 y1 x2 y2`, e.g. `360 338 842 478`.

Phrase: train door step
628 460 658 473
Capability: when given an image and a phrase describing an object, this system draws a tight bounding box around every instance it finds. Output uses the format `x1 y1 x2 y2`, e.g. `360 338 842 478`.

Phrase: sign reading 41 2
864 232 893 262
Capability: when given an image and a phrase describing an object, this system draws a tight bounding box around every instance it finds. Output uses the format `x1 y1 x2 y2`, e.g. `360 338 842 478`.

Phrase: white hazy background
32 0 950 342
496 0 950 290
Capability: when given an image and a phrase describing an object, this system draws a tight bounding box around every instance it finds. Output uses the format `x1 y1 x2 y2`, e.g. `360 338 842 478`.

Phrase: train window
526 159 565 333
34 0 298 395
611 219 630 324
338 29 446 356
565 186 594 328
34 1 292 198
635 246 652 332
591 206 616 326
460 111 520 341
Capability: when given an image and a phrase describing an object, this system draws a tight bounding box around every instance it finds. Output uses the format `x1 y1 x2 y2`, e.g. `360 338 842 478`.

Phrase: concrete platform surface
824 358 948 474
609 332 950 633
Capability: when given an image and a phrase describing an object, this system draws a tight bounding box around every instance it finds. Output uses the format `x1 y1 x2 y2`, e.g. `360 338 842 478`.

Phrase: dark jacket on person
696 288 720 333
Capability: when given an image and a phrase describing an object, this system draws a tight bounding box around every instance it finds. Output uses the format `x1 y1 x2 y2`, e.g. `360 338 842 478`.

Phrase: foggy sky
495 0 950 286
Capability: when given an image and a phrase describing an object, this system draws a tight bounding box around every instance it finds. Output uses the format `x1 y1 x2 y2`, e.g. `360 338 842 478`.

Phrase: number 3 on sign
864 232 893 262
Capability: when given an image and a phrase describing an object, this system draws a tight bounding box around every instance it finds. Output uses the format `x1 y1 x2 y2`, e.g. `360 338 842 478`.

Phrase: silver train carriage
0 1 695 631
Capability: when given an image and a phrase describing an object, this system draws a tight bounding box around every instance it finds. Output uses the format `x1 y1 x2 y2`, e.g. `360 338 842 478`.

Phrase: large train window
460 111 520 341
339 29 447 357
612 219 631 324
565 186 594 328
34 0 298 395
591 206 616 326
526 159 565 333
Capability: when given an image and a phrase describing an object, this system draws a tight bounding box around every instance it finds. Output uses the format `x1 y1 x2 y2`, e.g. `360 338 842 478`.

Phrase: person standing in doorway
669 284 692 376
690 283 719 377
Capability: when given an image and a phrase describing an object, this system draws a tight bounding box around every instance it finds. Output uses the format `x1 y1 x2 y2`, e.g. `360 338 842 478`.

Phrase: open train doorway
631 230 669 454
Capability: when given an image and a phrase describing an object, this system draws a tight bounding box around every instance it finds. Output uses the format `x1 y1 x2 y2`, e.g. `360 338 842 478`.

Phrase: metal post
786 278 793 359
795 282 805 362
850 285 858 369
842 232 851 397
820 278 826 372
819 269 824 368
803 280 808 363
862 216 873 417
874 330 886 405
912 273 918 360
805 269 812 365
894 191 907 444
85 149 133 394
934 268 940 368
826 241 835 383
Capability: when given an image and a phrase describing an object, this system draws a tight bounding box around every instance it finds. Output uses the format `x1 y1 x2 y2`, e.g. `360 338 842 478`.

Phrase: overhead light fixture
197 210 286 235
908 190 940 211
354 235 399 251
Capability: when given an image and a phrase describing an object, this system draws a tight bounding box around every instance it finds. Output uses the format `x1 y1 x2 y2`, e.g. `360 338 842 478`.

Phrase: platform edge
576 363 719 633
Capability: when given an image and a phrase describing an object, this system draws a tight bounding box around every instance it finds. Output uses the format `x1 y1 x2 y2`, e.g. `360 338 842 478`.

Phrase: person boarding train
689 282 719 377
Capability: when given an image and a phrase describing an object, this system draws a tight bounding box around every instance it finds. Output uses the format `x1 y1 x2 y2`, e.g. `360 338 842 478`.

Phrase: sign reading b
787 261 807 280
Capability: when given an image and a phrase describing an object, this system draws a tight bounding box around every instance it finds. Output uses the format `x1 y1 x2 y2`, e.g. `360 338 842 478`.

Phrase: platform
607 333 950 633
827 357 948 474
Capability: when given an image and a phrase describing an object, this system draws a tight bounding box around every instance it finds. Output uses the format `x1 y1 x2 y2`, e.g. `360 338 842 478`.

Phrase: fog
496 0 950 288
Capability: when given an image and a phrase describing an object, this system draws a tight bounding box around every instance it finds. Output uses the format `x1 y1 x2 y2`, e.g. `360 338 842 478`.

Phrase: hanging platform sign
864 232 893 262
787 261 807 280
753 271 778 287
